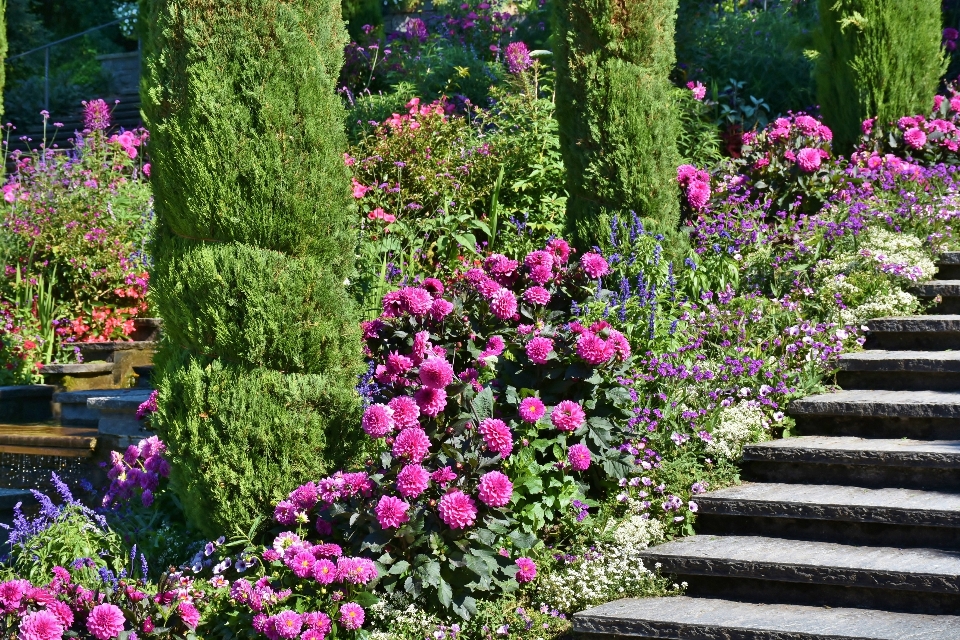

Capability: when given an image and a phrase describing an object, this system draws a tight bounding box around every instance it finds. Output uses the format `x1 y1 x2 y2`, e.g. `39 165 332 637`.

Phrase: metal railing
6 18 125 112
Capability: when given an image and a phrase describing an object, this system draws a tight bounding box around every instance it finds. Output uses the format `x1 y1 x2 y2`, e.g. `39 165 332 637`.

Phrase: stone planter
77 340 157 389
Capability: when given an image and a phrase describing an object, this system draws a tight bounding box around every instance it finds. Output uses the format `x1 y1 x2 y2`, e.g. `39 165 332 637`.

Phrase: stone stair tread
744 436 960 467
39 362 114 375
88 390 153 410
914 281 960 296
0 488 33 510
789 389 960 418
839 350 960 371
867 315 960 332
54 387 155 404
938 252 960 265
573 596 960 639
699 482 960 527
641 535 960 593
0 424 98 450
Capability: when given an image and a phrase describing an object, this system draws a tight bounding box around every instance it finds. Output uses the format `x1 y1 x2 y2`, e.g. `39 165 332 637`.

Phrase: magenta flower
388 396 420 429
551 400 586 432
339 603 365 631
87 603 125 640
523 286 551 306
490 287 518 319
687 80 706 101
526 336 554 364
178 602 201 629
414 386 447 417
795 147 822 172
82 99 111 131
518 397 546 423
313 543 342 558
397 463 430 498
438 490 478 529
547 238 570 262
362 403 395 438
375 495 410 529
18 610 64 640
273 610 303 639
400 287 433 315
504 41 532 74
904 127 927 149
392 427 431 463
290 482 319 510
289 550 316 578
385 351 413 375
431 466 457 485
419 357 454 389
313 558 337 584
568 443 592 471
337 557 378 584
686 180 711 210
580 252 609 278
477 470 513 507
577 331 612 365
431 297 454 319
478 418 514 456
515 557 537 583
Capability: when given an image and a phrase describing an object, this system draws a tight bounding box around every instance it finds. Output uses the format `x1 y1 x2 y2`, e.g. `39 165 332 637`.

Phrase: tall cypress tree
815 0 946 152
141 0 364 536
0 0 7 119
553 0 681 250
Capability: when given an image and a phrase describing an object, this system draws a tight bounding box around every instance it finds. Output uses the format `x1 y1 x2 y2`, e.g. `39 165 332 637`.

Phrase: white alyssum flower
706 401 770 459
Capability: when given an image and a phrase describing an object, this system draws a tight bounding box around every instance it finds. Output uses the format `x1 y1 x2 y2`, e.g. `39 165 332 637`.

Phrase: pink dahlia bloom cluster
551 400 586 432
252 606 334 640
382 286 452 320
571 321 630 366
102 435 170 508
478 418 514 456
766 114 832 144
893 113 960 153
677 164 712 211
275 472 373 523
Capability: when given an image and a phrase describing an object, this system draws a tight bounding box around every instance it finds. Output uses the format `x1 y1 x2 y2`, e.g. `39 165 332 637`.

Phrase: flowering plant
858 89 960 166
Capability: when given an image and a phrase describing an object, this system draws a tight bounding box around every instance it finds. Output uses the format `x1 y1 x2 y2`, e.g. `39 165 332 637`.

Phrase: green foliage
0 0 6 119
342 0 382 40
815 0 947 152
675 86 723 167
142 0 364 538
553 0 681 250
675 4 816 117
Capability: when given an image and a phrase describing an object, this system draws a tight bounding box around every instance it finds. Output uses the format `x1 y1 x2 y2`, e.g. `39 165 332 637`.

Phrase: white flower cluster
706 401 769 459
858 227 936 282
840 287 918 325
368 591 444 640
534 517 668 614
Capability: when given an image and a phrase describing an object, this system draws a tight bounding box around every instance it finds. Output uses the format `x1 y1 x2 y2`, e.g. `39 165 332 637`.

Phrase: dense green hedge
553 0 681 249
141 0 363 537
815 0 946 151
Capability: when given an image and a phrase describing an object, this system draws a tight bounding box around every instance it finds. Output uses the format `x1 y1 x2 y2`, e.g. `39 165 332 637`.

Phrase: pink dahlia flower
477 471 514 507
18 610 64 640
339 603 365 631
303 612 332 634
422 278 444 296
337 557 378 584
795 147 822 172
526 336 554 364
577 332 612 365
430 297 454 320
580 252 610 279
313 543 342 558
392 427 431 463
362 404 395 438
412 331 432 362
438 490 478 529
419 357 454 389
388 396 420 429
490 287 518 319
375 495 410 529
686 180 710 210
431 466 457 485
523 286 551 306
290 482 318 510
0 580 27 609
274 610 303 639
87 603 125 640
515 557 537 583
289 550 316 578
414 386 447 417
313 558 337 584
400 287 433 315
178 602 200 629
551 400 586 432
518 397 546 423
547 238 570 262
676 164 698 185
904 127 927 149
568 443 592 471
478 418 514 457
385 351 413 375
397 464 430 498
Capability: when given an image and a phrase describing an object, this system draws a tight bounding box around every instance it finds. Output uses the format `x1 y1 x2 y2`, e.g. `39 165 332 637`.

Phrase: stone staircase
574 254 960 637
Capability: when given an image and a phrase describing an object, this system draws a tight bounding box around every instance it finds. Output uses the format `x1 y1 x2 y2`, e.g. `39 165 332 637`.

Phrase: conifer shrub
553 0 681 250
815 0 946 152
141 0 364 537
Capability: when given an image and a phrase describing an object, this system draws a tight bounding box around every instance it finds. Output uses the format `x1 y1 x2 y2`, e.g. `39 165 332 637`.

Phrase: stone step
864 315 960 350
695 482 960 549
741 436 960 490
573 596 960 639
90 391 155 448
789 389 960 439
913 280 960 314
0 385 54 423
39 362 117 392
936 252 960 280
640 535 960 614
837 350 960 390
55 388 154 427
0 424 98 451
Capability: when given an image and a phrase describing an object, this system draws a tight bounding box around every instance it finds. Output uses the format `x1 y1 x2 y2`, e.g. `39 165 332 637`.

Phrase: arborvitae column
141 0 364 537
0 0 7 118
553 0 681 250
815 0 946 151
